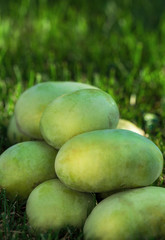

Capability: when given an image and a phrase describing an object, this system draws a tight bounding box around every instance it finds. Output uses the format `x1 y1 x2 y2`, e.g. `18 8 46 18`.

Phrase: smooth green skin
96 120 145 200
26 179 95 232
84 186 165 240
40 89 119 149
55 129 163 192
0 141 57 200
7 115 32 144
117 119 145 136
15 81 96 139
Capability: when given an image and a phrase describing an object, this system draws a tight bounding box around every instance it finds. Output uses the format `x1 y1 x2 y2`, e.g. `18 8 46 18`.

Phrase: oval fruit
15 81 96 139
0 141 57 199
84 186 165 240
117 119 145 136
26 179 95 232
55 129 163 192
7 115 31 144
40 89 119 149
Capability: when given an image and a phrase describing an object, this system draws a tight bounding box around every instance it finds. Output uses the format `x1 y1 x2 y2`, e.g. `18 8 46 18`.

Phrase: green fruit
117 119 145 136
40 89 119 149
97 120 145 201
0 141 57 199
15 81 96 139
7 115 31 144
26 179 95 232
55 129 163 192
96 189 126 202
84 186 165 240
143 113 159 131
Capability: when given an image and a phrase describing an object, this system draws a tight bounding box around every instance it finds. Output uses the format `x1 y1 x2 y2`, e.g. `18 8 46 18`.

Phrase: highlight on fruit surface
7 115 32 144
55 129 163 192
84 186 165 240
15 81 96 139
117 119 145 136
40 89 119 149
26 179 96 233
0 141 57 199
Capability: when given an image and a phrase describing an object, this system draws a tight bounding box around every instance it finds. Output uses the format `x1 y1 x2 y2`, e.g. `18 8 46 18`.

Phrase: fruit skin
26 179 95 232
0 141 57 200
96 189 127 202
117 119 145 136
55 129 163 192
7 115 31 144
84 186 165 240
96 120 145 200
40 89 119 149
15 81 96 139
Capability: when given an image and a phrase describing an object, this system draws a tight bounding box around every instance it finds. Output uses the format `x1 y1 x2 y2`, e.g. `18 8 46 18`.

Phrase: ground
0 0 165 239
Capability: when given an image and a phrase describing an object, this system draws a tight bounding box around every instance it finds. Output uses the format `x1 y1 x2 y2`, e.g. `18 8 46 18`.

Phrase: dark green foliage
0 0 165 239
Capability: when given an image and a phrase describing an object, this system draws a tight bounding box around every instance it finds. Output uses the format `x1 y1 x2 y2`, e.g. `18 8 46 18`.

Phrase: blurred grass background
0 0 165 239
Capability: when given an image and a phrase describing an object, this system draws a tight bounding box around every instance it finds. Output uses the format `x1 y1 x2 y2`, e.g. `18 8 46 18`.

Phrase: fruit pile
1 81 165 239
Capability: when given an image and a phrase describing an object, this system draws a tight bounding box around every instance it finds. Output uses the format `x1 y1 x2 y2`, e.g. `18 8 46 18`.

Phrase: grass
0 0 165 239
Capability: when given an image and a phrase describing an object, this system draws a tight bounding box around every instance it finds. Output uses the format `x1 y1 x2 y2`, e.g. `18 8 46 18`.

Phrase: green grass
0 0 165 239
